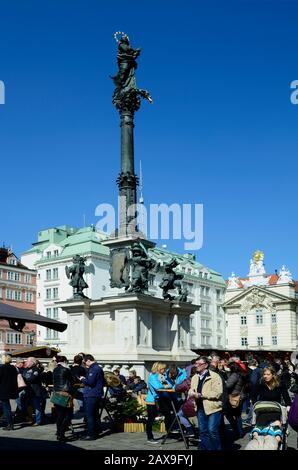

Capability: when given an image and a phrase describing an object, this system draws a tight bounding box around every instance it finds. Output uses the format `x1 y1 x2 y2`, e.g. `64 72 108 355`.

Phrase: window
15 291 22 301
257 337 264 346
149 274 155 286
25 292 33 302
8 257 17 265
54 250 59 257
201 319 210 328
6 289 21 301
185 282 193 293
46 269 51 281
52 268 58 280
46 288 51 300
200 286 205 296
205 287 210 296
6 332 14 344
217 306 221 316
204 273 208 279
240 316 247 325
46 251 51 259
271 313 276 324
46 328 59 340
46 308 51 318
26 334 33 345
217 336 222 346
201 335 210 345
7 271 20 281
272 336 277 345
187 268 192 274
53 331 59 340
241 337 248 346
24 274 32 284
217 321 221 330
53 307 59 319
6 332 22 344
53 288 58 299
256 313 263 325
216 289 221 300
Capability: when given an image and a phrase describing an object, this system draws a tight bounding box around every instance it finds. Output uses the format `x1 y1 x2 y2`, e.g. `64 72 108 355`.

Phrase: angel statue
65 255 89 299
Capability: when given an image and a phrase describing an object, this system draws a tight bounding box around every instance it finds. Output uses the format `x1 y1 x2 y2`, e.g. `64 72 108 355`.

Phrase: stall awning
11 346 60 358
0 302 67 333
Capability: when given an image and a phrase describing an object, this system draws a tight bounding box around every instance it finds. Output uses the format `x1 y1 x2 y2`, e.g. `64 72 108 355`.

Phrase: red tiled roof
226 274 297 289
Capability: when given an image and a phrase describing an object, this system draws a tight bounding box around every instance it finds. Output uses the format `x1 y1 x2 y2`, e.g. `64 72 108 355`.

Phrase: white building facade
223 251 298 352
21 225 226 369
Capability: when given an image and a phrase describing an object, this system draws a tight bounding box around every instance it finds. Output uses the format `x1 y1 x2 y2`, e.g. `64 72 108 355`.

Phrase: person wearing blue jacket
79 354 104 440
165 364 187 388
160 364 188 431
145 362 173 444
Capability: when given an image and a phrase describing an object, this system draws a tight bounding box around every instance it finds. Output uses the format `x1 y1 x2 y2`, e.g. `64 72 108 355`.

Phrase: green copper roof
23 226 225 285
151 247 225 286
23 226 109 263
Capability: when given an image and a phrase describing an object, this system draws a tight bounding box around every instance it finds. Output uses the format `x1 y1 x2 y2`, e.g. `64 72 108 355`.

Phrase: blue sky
1 0 298 279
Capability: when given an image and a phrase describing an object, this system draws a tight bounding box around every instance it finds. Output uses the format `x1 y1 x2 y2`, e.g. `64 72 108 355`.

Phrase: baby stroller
246 401 288 450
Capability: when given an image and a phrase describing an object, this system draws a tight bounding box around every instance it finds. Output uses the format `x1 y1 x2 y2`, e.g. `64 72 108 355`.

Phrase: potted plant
113 397 147 432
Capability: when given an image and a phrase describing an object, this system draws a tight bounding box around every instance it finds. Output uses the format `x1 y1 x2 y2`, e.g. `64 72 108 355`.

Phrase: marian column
111 32 152 237
103 32 155 292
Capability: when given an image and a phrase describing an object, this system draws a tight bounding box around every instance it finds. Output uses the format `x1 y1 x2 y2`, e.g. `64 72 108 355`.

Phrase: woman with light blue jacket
145 362 172 444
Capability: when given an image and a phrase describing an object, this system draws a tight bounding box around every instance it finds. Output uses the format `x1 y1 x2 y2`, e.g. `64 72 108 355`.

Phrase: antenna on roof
83 214 86 228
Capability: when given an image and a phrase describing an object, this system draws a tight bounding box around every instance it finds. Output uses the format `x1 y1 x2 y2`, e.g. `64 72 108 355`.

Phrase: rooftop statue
65 255 89 299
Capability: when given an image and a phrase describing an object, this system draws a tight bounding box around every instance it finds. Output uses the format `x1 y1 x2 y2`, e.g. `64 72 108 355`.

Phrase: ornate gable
239 288 277 314
224 285 294 311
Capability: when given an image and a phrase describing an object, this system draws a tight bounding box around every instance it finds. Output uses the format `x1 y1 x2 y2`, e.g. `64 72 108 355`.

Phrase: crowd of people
0 351 297 449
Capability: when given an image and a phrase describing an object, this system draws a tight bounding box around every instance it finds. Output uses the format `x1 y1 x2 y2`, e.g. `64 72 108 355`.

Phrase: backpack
288 393 298 431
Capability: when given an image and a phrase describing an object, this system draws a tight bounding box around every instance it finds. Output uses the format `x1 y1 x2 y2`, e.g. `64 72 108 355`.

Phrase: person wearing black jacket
71 355 86 413
53 356 75 442
23 357 44 425
250 366 292 443
254 366 291 407
0 354 18 430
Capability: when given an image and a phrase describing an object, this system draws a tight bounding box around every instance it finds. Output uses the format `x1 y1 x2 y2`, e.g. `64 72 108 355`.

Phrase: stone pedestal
57 294 198 373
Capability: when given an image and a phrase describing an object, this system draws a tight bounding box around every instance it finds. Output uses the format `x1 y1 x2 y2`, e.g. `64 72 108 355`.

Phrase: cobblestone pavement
0 413 297 451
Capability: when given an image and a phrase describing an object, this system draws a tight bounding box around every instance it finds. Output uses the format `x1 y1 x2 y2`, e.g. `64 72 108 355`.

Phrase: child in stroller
245 401 288 450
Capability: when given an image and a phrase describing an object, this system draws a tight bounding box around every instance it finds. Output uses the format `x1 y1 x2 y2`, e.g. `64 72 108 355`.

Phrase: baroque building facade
0 247 37 353
223 251 298 351
21 225 226 373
